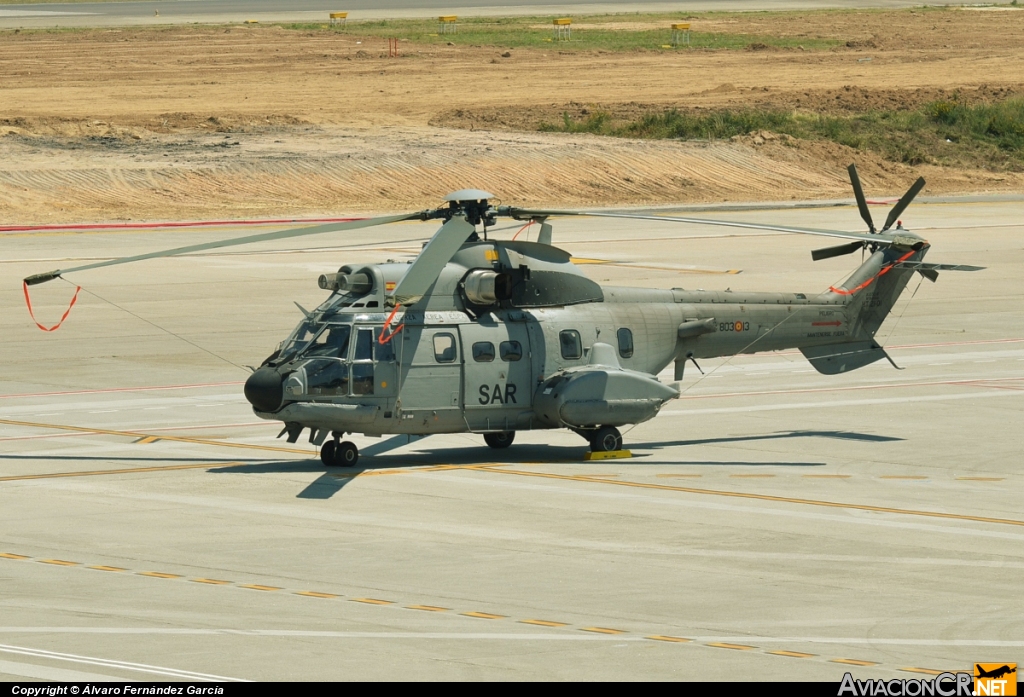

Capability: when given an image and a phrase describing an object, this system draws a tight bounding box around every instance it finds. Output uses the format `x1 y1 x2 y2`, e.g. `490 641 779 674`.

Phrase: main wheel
590 426 622 453
484 431 515 449
320 440 337 466
336 440 359 467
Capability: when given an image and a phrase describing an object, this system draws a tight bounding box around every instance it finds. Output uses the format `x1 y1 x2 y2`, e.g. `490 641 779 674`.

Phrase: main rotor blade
507 208 891 246
811 241 864 261
23 212 424 285
880 177 926 232
390 215 476 306
847 163 875 233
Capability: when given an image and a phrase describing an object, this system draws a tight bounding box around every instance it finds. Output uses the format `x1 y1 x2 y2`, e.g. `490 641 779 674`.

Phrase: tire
483 431 515 449
336 440 359 467
320 440 337 466
590 426 622 453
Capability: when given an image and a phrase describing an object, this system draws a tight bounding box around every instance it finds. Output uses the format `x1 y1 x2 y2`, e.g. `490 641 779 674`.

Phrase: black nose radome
244 367 284 412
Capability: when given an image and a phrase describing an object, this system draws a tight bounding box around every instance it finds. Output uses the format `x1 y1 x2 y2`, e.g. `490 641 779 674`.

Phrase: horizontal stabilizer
892 261 985 272
801 340 889 375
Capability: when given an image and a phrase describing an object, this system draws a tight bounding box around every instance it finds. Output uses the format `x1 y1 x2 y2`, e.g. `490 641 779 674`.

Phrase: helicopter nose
244 367 284 412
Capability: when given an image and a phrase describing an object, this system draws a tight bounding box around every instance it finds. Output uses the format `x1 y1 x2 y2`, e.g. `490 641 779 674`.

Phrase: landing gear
589 426 622 453
320 439 359 467
483 431 515 449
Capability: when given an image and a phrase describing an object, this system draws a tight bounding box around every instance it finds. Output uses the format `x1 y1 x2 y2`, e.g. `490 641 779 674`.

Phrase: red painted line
811 321 842 327
0 381 245 400
0 216 365 234
677 376 1024 402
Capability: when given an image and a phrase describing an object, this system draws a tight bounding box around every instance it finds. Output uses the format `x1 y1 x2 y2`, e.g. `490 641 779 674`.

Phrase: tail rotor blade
881 177 926 232
811 241 864 261
848 164 875 233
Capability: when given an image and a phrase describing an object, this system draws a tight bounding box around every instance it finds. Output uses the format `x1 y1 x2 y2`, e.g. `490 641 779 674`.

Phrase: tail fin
828 244 926 341
799 245 924 375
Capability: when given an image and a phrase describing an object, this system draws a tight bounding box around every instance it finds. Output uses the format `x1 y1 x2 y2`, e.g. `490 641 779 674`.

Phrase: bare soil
2 7 1024 223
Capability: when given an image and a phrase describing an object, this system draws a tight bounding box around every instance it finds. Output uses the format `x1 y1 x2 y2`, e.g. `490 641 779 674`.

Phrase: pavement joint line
463 466 1024 528
0 550 950 673
900 667 947 675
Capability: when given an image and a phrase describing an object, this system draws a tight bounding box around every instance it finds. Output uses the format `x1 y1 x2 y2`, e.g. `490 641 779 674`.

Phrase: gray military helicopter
25 165 982 467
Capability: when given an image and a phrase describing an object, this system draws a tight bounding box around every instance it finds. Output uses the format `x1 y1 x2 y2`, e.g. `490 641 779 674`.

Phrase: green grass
280 15 840 52
540 98 1024 170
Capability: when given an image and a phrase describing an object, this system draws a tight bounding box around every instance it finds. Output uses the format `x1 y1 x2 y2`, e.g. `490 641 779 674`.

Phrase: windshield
298 323 352 359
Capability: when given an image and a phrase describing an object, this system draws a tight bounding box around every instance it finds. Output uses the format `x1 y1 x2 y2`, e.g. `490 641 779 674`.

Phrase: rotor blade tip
24 270 62 286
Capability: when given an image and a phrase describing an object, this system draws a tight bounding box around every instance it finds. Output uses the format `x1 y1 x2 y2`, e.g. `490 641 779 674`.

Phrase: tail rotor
810 164 926 262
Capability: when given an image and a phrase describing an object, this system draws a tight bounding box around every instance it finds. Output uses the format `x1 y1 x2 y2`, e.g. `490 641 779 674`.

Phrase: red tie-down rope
378 303 405 344
828 249 916 296
512 220 534 241
22 280 82 332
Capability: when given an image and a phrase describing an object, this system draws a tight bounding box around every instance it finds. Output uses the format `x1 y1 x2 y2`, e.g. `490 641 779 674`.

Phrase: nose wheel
589 426 622 453
321 439 359 467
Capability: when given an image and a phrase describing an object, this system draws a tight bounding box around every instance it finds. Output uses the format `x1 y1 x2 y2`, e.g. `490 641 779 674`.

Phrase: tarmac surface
0 0 943 29
1 200 1022 681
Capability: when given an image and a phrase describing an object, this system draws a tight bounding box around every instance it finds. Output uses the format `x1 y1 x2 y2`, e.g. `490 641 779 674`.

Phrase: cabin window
559 330 582 360
433 333 457 363
473 342 495 362
500 340 522 362
617 328 634 359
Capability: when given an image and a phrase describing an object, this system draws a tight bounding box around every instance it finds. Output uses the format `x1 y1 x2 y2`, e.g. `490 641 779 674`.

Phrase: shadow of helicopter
205 428 900 499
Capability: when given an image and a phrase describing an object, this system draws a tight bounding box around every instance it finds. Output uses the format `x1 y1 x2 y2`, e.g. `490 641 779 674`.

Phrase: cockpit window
278 320 320 360
354 328 373 361
302 324 352 359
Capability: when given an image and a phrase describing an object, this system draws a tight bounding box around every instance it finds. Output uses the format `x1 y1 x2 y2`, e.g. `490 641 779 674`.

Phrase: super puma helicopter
24 165 982 467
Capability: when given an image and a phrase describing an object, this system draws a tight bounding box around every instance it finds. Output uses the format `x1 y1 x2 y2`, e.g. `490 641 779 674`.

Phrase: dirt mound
2 7 1024 223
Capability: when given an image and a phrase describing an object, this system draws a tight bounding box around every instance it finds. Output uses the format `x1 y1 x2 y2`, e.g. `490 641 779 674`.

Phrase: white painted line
660 389 1022 416
0 643 247 682
0 657 125 682
0 9 97 17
